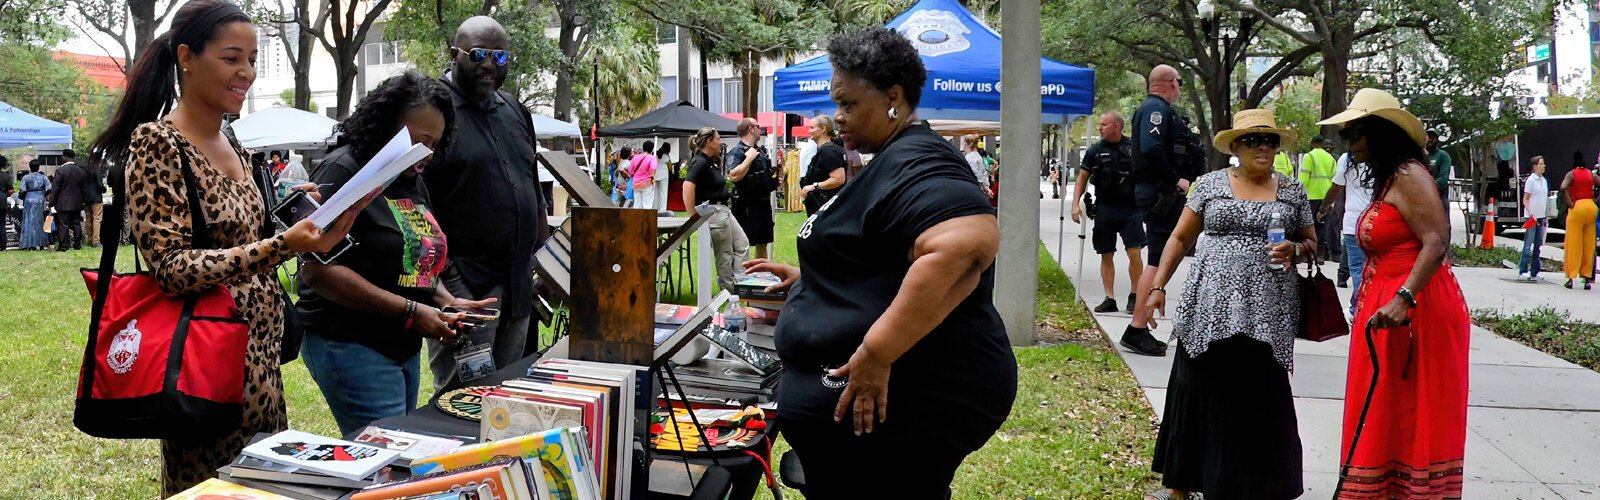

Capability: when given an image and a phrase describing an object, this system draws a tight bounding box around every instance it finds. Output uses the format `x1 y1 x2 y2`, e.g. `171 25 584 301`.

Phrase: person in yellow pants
1562 163 1599 288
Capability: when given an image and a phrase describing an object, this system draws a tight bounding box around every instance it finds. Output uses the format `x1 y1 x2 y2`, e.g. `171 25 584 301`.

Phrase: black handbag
1296 259 1350 342
247 155 304 363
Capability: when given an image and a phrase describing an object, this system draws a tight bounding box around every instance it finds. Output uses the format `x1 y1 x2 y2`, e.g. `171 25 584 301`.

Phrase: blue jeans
1343 234 1367 316
301 332 421 436
1520 218 1547 277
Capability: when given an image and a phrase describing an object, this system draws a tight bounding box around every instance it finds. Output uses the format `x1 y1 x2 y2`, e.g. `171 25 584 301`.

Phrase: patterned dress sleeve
1288 178 1314 229
125 124 291 296
1185 170 1220 213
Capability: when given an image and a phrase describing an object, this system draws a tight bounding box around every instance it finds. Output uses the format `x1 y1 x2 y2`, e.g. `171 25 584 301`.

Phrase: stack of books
470 358 651 500
733 273 784 352
215 430 403 499
362 429 596 499
667 357 781 403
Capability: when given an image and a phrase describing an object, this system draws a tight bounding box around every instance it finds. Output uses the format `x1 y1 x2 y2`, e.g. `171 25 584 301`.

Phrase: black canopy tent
598 101 741 138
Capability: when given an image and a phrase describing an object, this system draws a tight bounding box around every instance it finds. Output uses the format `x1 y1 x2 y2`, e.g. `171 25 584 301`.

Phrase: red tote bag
74 148 249 439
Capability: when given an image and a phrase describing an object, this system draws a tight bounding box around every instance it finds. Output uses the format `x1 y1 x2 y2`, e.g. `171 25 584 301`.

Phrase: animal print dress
124 121 292 495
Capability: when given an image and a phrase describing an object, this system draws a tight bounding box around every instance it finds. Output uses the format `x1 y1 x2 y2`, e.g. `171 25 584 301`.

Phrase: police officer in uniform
1124 64 1204 357
1073 111 1145 314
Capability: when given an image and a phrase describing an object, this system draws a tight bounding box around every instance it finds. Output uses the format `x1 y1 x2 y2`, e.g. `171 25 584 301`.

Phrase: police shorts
1092 204 1147 254
1136 183 1186 266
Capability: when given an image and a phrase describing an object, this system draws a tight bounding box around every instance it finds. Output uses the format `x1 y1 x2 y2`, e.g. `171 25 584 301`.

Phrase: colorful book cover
167 478 294 500
481 391 586 442
410 428 594 500
241 429 400 482
353 456 529 500
352 425 466 463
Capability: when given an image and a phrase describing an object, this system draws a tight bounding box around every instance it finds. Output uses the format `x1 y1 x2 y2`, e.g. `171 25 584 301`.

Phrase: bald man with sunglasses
420 16 547 391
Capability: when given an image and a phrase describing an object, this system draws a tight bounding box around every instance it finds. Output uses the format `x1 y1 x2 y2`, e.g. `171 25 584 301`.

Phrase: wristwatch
1396 287 1417 308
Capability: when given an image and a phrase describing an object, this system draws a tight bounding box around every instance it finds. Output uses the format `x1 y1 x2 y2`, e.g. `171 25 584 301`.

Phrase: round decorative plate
435 386 495 421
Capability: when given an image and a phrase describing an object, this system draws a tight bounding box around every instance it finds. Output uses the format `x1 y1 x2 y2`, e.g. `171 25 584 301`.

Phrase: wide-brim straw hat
1213 108 1297 156
1316 88 1427 148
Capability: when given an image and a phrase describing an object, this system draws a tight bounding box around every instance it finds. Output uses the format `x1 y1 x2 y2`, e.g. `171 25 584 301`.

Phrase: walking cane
1334 317 1386 498
1074 195 1088 289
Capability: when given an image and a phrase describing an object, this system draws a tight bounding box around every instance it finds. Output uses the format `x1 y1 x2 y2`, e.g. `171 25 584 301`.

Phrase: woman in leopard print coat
88 1 363 494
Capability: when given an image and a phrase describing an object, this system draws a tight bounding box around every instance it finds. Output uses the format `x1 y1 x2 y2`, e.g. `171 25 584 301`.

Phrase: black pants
539 181 554 216
781 417 970 499
55 209 82 250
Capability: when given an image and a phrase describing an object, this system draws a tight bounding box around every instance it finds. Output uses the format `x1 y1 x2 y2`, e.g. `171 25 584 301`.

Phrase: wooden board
569 207 655 366
539 150 615 209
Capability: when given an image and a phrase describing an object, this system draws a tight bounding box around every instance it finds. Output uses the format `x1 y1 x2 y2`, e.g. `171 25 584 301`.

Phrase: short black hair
62 149 75 159
827 26 927 109
642 140 655 153
29 159 41 172
1311 135 1324 144
1427 130 1440 139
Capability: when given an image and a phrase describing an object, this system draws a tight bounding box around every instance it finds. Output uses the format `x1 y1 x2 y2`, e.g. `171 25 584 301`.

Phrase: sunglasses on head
453 46 509 66
1238 133 1280 149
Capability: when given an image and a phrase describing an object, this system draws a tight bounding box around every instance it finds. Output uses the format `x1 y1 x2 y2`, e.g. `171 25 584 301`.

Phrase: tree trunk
742 49 759 118
699 42 710 110
335 52 356 119
128 0 159 61
294 0 313 112
553 18 577 123
1319 30 1353 149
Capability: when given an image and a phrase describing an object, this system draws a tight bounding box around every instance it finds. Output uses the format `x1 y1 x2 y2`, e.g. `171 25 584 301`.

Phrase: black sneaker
1126 293 1136 312
1120 326 1168 356
1337 279 1349 288
1094 297 1118 313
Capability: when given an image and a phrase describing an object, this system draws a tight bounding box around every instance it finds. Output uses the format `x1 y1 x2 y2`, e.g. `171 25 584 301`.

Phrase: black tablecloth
351 348 768 500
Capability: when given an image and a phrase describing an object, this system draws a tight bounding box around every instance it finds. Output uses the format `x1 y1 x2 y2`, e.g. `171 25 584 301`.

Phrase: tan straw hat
1212 108 1297 156
1316 88 1427 148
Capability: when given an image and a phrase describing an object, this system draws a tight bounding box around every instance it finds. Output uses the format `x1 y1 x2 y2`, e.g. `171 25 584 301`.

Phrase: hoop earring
888 107 898 120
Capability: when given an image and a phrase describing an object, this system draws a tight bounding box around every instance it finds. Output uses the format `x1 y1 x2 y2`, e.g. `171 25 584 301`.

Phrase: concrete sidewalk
1037 181 1600 499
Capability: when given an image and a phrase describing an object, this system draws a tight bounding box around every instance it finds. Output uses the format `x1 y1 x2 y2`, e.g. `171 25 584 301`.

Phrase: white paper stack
308 127 432 228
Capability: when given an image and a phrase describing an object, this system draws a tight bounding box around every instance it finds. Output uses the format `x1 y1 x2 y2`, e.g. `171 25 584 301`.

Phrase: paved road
1037 181 1600 498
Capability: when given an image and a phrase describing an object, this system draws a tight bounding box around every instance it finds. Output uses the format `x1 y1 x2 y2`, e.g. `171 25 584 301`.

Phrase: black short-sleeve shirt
297 146 449 362
774 122 1018 451
684 151 730 205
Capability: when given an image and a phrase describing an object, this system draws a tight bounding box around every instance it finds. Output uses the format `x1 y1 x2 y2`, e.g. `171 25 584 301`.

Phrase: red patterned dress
1341 169 1471 499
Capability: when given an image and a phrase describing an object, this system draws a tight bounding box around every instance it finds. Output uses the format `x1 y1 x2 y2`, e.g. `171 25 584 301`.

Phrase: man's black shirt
1082 137 1136 204
1131 94 1199 189
421 76 547 318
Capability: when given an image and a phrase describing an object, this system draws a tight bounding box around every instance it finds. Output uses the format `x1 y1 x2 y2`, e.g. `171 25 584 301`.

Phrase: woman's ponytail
90 32 180 168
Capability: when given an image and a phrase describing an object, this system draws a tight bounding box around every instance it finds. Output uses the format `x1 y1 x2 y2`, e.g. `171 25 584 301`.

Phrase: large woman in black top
297 71 496 435
745 27 1017 498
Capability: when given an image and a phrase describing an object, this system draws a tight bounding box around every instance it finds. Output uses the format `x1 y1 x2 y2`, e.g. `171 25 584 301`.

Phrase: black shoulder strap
175 147 214 250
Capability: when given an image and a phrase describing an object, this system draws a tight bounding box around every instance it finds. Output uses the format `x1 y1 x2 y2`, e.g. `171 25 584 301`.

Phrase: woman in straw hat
1143 108 1312 500
1319 88 1469 499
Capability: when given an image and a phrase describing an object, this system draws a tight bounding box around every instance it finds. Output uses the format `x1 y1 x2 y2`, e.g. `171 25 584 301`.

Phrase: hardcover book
169 478 294 499
242 430 401 482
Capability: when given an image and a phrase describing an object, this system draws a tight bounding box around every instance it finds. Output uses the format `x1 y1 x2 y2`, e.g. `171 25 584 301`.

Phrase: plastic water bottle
725 306 746 337
1267 212 1287 270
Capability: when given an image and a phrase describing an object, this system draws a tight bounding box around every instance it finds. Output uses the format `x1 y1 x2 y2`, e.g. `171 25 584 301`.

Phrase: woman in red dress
1319 89 1470 499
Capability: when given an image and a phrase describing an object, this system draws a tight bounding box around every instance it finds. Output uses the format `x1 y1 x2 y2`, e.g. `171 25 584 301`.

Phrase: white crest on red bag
107 320 141 374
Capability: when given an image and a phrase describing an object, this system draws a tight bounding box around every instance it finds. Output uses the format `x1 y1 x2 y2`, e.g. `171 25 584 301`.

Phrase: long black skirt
1152 336 1303 499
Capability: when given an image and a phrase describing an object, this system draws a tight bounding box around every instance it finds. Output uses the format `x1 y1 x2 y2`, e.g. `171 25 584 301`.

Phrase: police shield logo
107 320 141 374
1150 112 1163 126
896 10 971 57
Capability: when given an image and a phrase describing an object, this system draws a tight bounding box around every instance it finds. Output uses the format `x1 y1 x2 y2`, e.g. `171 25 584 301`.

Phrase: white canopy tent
232 106 338 150
532 114 582 139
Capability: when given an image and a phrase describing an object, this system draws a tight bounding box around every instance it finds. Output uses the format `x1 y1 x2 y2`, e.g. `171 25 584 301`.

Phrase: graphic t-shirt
298 146 448 362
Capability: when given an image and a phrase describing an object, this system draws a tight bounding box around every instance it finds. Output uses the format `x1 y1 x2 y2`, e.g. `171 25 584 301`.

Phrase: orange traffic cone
1480 198 1496 249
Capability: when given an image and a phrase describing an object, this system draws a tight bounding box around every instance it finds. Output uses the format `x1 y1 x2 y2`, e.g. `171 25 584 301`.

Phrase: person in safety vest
1301 135 1338 260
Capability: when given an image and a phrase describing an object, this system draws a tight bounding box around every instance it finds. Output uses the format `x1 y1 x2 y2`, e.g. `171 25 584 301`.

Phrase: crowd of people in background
0 149 108 251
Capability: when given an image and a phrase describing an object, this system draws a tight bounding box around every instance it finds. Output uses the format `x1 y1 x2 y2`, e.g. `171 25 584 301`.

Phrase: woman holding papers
87 1 367 494
743 27 1016 499
297 71 497 436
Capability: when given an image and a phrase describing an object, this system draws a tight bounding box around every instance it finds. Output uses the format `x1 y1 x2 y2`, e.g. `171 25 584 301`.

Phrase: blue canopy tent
0 100 72 149
773 0 1095 123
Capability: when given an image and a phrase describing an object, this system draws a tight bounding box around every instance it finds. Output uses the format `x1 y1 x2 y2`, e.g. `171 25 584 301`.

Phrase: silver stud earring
888 107 898 120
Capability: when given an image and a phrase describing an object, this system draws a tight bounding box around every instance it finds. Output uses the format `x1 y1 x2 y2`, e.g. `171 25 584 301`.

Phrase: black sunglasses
453 46 509 66
1238 133 1280 149
1338 124 1366 142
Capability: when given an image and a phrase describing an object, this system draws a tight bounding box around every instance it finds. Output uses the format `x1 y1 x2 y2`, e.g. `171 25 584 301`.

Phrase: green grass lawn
0 211 1155 498
1450 243 1560 272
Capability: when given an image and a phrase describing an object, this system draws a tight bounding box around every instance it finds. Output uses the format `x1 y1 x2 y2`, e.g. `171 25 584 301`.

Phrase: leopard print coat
125 121 292 495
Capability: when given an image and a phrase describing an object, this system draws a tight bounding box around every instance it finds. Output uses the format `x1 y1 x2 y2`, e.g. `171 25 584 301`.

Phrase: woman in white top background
1520 155 1549 280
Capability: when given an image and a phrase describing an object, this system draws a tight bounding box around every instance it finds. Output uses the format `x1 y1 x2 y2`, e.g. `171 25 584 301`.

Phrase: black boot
1120 325 1168 356
1094 297 1118 313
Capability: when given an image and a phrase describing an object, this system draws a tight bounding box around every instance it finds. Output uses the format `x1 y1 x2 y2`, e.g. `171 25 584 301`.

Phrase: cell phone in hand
442 306 500 323
269 189 355 265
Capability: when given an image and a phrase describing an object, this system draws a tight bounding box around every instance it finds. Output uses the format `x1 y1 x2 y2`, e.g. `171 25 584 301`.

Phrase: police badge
1151 111 1164 126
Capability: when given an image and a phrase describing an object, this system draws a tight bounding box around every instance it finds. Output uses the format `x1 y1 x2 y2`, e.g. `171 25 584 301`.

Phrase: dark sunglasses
1238 133 1281 149
1338 124 1366 142
453 46 510 66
